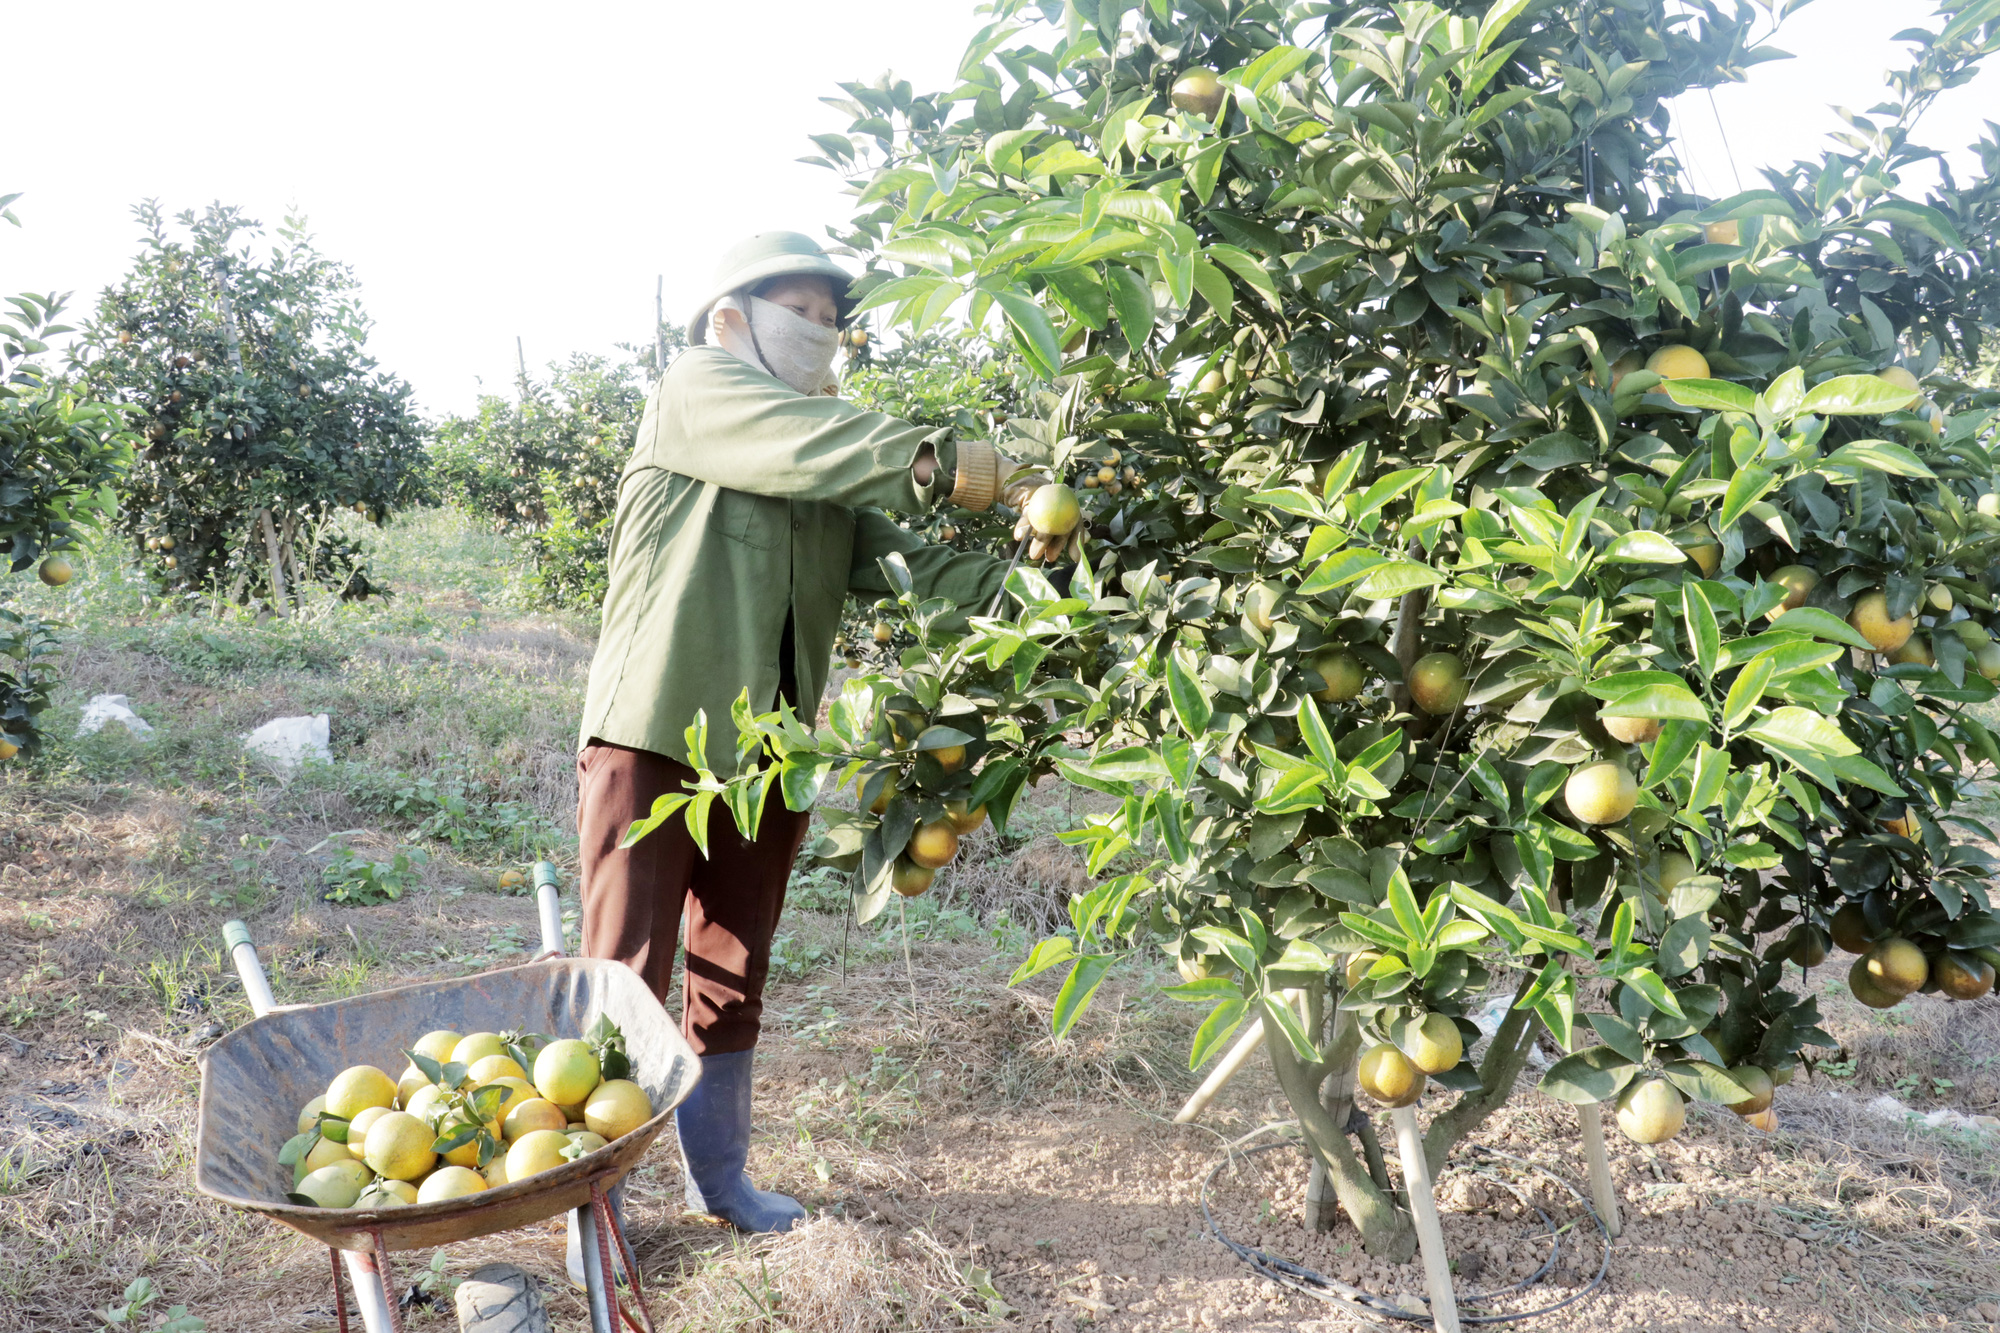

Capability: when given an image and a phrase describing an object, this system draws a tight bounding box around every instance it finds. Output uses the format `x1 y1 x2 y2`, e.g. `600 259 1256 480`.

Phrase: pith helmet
688 232 854 344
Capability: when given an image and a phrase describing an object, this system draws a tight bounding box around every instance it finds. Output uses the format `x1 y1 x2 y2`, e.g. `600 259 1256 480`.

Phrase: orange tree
72 203 424 608
693 0 2000 1259
2 194 135 756
429 348 672 609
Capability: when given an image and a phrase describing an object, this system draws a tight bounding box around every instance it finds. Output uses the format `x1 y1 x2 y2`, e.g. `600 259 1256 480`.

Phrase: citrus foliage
706 0 2000 1256
73 203 424 607
2 194 136 755
430 341 676 609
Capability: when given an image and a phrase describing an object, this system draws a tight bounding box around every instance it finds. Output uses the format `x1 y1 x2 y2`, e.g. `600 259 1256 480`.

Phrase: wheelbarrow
197 863 697 1332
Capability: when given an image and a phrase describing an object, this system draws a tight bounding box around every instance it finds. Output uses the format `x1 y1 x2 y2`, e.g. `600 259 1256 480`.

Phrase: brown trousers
575 739 811 1055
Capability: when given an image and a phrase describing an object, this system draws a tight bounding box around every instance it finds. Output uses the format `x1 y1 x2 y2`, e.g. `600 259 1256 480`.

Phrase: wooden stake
258 507 288 614
1577 1100 1623 1237
1173 1019 1265 1124
516 336 529 399
1389 1105 1460 1333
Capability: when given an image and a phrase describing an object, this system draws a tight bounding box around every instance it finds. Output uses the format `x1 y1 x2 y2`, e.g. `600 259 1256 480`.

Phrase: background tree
72 202 425 610
1 192 135 757
429 336 677 610
706 0 2000 1263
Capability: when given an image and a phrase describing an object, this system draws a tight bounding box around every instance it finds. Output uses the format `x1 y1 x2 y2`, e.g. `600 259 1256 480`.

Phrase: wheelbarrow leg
576 1202 616 1333
533 863 622 1332
343 1250 401 1332
226 921 403 1333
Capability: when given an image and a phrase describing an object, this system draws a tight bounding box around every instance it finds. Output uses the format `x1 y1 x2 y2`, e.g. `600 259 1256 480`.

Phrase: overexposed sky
3 1 1994 420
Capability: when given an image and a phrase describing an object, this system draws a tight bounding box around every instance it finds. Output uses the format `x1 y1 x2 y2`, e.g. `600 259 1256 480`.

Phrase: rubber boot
676 1049 805 1232
564 1181 626 1291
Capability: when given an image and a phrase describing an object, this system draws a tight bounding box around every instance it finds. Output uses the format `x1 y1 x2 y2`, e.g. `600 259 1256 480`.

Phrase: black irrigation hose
1199 1127 1612 1327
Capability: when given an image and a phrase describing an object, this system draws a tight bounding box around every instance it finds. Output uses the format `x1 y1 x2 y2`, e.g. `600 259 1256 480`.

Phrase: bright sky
4 1 1994 420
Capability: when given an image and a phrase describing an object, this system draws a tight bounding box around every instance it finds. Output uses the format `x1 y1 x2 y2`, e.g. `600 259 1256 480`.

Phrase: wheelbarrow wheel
454 1263 551 1333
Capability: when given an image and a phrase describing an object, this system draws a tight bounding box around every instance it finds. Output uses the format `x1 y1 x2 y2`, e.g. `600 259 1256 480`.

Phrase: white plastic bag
242 714 332 774
77 694 155 740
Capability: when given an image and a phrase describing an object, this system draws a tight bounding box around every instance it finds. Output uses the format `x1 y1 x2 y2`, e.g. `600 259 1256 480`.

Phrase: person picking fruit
575 231 1044 1234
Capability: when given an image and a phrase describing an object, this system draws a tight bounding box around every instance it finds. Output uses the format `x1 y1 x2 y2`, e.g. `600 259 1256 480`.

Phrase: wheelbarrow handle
223 919 280 1020
533 861 565 959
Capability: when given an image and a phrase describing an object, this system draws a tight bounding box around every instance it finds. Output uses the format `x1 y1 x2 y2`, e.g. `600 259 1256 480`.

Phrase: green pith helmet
688 232 855 345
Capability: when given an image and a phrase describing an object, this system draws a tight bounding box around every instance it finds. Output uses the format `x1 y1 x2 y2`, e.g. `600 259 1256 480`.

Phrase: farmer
574 231 1038 1234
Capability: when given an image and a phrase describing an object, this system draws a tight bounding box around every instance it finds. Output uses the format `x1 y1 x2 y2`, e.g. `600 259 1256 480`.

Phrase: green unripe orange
1408 1014 1463 1075
1849 591 1913 653
890 857 935 896
1646 346 1710 380
1358 1044 1425 1107
1614 1077 1686 1144
1726 1066 1775 1117
1309 649 1366 702
906 819 960 869
1408 653 1467 715
1830 903 1871 954
1847 956 1901 1009
1935 953 1995 1000
1169 68 1225 117
1769 565 1819 612
1864 938 1928 996
1565 761 1637 825
1024 483 1082 538
1602 714 1660 744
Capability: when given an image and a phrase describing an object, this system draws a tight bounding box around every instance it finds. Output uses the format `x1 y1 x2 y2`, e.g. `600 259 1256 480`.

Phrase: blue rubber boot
676 1049 805 1232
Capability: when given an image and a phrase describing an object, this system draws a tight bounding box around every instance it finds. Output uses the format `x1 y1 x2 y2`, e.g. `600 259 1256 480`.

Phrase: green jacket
579 346 1007 764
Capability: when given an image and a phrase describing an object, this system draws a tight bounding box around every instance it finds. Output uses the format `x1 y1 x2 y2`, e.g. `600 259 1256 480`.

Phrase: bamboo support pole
1577 1100 1623 1237
1389 1104 1460 1333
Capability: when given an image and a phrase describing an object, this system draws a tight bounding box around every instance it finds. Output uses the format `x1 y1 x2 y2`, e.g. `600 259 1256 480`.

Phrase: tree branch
1267 1006 1416 1262
1423 970 1545 1174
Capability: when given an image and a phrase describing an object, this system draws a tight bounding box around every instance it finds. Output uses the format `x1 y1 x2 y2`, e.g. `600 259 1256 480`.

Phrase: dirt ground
3 512 1999 1332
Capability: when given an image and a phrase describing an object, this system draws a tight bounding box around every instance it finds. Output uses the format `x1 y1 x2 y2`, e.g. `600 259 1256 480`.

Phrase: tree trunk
1266 1004 1417 1262
1422 972 1545 1175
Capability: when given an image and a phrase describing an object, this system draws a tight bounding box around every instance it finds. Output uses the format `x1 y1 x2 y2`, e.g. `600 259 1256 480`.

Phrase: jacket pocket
706 487 783 550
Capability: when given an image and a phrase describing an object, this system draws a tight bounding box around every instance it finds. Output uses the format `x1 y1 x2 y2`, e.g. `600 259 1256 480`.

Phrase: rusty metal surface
195 957 697 1252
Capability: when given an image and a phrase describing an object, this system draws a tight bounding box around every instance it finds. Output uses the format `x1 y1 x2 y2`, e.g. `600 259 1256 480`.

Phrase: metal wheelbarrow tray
195 956 697 1253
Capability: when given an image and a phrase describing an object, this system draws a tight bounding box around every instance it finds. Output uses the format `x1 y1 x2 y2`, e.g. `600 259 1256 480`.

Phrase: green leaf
1860 199 1963 250
1598 683 1709 722
1718 465 1777 530
1539 1046 1639 1104
1165 653 1213 738
1744 706 1860 758
1009 936 1076 985
1800 375 1922 416
1600 530 1687 564
1476 0 1535 55
1722 655 1775 732
1658 915 1711 977
1819 440 1936 478
1106 265 1155 345
1769 606 1877 652
991 289 1061 379
1683 584 1720 680
1050 954 1117 1038
1661 379 1756 413
1356 562 1444 599
1297 548 1386 593
1661 1059 1754 1106
1189 995 1249 1069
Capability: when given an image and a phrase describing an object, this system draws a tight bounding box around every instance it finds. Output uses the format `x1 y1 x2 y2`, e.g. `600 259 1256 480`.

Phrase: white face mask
715 293 840 395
